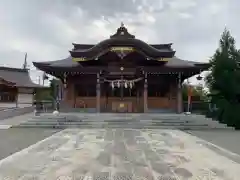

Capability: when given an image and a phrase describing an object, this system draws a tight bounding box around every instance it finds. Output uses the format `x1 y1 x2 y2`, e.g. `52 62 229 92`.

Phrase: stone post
143 73 148 113
177 73 183 113
96 73 101 113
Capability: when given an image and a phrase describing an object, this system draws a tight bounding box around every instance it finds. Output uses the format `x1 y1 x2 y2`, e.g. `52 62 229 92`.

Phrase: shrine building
33 24 209 113
0 66 40 108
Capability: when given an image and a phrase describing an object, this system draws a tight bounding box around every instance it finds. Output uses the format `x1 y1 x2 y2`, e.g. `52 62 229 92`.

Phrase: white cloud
178 12 192 19
168 0 197 11
146 15 156 23
0 0 239 84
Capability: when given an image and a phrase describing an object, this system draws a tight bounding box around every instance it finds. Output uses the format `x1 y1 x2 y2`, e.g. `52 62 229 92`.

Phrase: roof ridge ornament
110 23 135 39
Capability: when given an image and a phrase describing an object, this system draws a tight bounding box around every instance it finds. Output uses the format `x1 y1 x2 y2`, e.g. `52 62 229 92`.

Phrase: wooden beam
0 78 15 86
143 66 208 73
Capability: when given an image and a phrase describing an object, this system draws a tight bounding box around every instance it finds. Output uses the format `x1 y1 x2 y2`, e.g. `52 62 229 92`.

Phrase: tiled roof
70 38 175 59
72 43 173 51
34 56 206 68
70 26 175 59
165 57 206 67
0 67 42 88
33 56 79 68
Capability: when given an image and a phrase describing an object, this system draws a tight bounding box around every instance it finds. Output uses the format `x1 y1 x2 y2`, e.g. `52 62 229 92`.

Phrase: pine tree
206 29 240 128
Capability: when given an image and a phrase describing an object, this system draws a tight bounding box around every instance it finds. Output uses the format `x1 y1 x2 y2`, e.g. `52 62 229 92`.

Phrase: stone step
25 118 228 127
13 124 234 130
33 114 218 123
15 121 231 128
27 119 207 124
29 117 225 124
15 113 233 130
18 123 213 128
20 119 214 124
22 120 229 129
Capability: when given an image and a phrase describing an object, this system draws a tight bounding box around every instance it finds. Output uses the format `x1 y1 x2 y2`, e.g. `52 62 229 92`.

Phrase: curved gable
70 24 175 60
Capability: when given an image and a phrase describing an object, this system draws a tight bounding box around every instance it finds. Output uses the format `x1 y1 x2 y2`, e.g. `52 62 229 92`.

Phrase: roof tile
0 67 42 88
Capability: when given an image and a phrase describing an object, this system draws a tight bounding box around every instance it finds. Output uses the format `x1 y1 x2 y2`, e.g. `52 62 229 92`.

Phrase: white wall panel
17 93 33 107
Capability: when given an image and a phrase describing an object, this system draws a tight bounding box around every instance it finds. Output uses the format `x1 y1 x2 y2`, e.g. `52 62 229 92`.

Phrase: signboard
157 58 170 62
72 57 88 62
110 47 135 52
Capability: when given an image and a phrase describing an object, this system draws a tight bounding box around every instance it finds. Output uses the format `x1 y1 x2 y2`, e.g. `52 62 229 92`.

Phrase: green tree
182 83 209 113
182 84 208 101
49 78 59 100
34 88 52 101
206 29 240 128
194 84 209 101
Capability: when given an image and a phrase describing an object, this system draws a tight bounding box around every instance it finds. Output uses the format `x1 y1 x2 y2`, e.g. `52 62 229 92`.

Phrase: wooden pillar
62 73 68 102
106 85 108 111
143 73 148 113
136 87 139 112
63 85 67 101
96 73 101 113
73 84 76 108
177 73 183 113
15 89 18 108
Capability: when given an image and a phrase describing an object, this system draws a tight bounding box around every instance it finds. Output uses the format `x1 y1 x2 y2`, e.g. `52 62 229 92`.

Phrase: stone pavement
0 129 239 180
188 130 240 162
0 128 59 160
0 113 33 129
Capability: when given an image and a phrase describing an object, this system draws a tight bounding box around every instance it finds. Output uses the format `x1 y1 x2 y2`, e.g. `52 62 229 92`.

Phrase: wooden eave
37 65 207 75
70 50 175 60
0 77 16 86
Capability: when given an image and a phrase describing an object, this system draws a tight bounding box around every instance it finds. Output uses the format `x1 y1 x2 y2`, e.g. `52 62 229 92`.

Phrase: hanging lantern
117 81 120 88
124 82 128 88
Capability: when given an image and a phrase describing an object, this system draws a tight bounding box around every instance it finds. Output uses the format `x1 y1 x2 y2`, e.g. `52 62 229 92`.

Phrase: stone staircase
12 113 234 130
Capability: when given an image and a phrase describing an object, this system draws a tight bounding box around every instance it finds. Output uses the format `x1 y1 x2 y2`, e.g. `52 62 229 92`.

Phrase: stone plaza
0 126 240 180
